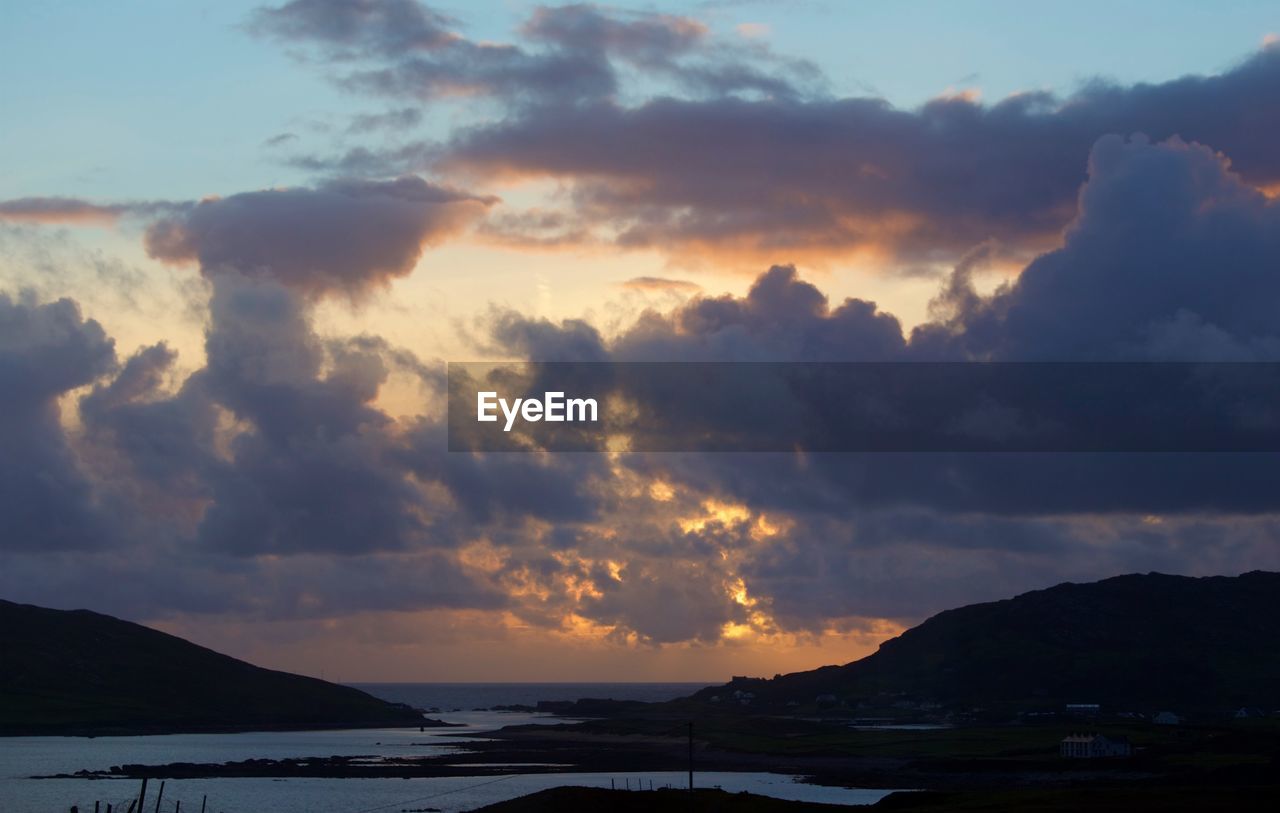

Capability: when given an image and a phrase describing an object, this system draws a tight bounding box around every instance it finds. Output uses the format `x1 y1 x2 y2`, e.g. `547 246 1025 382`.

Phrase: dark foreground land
15 573 1280 810
0 600 424 735
467 787 852 812
462 785 1280 813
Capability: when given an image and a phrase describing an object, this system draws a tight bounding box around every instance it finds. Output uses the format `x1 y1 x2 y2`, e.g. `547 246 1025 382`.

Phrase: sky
2 1 1280 682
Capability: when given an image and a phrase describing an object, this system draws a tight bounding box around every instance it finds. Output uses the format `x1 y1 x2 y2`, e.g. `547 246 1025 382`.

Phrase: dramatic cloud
615 264 908 361
7 12 1280 657
914 134 1280 360
0 295 116 551
249 3 1280 269
442 46 1280 262
144 176 492 296
455 134 1280 639
0 283 535 625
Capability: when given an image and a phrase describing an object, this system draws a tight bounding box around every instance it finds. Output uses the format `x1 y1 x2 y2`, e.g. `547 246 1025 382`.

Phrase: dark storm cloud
0 295 116 551
8 19 1280 646
483 136 1280 516
67 271 607 565
251 2 1280 266
0 546 507 621
144 176 492 297
735 512 1280 629
0 284 513 620
615 264 907 361
581 560 743 644
480 264 905 364
398 419 609 525
186 275 436 555
913 134 1280 360
250 0 819 107
444 46 1280 260
79 343 222 509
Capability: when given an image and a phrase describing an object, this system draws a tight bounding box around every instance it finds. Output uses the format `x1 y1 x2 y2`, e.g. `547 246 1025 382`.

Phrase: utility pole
687 721 694 792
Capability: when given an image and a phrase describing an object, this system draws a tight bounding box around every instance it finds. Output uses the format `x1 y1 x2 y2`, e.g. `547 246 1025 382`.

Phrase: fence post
688 721 694 792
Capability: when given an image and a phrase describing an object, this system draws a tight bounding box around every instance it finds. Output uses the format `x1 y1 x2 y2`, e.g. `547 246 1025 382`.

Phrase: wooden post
200 796 207 813
687 721 694 792
153 780 165 813
175 802 180 813
137 777 148 813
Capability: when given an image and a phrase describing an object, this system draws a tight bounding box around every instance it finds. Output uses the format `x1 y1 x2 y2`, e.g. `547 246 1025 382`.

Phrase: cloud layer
4 2 1280 668
6 131 1280 652
144 177 492 296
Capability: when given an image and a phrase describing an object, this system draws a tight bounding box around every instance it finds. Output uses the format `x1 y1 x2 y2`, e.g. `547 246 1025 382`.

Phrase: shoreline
31 721 1153 792
1 716 456 739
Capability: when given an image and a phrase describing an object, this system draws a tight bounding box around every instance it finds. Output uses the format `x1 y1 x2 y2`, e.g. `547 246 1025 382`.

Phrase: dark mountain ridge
0 599 423 735
696 571 1280 715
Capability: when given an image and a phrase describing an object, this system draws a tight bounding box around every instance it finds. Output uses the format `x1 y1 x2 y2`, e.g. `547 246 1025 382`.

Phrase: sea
348 682 709 711
1 684 903 812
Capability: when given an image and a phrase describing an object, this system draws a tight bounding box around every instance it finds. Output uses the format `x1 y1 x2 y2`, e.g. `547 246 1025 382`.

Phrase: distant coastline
350 682 710 714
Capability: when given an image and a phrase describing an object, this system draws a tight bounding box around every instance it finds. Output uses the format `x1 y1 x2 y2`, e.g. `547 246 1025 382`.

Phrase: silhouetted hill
695 572 1280 715
0 599 424 735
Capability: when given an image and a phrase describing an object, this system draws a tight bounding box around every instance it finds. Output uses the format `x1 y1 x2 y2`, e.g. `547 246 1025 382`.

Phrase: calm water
1 684 900 811
351 682 709 711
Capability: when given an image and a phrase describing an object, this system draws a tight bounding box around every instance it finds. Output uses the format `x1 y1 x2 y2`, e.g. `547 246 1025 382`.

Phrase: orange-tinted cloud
620 276 702 293
436 47 1280 266
0 196 181 225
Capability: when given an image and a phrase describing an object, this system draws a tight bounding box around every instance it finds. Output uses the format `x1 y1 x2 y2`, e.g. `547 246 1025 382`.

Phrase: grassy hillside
695 571 1280 715
0 599 423 735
